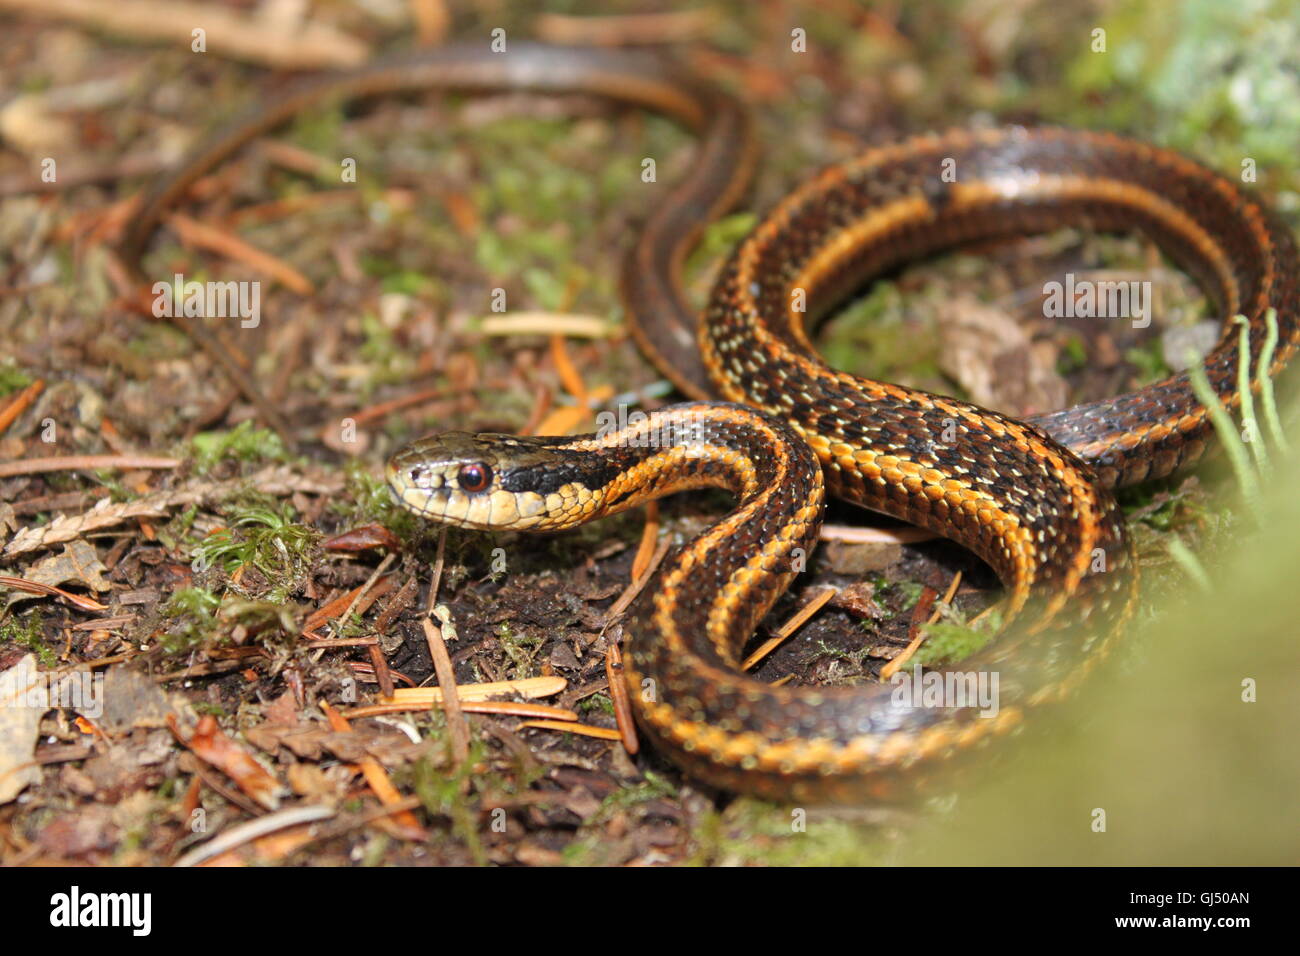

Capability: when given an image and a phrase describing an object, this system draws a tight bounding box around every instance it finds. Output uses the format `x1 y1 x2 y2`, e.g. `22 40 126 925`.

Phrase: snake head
386 431 605 531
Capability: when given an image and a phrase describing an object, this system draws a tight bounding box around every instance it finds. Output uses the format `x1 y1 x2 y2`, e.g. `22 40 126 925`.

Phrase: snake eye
457 462 492 492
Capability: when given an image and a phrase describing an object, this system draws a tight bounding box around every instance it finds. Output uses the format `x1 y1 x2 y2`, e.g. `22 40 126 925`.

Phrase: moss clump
189 503 319 602
1066 0 1300 188
0 610 56 666
188 420 291 473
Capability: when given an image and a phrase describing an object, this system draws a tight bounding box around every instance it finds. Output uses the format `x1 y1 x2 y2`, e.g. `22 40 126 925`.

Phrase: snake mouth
385 445 529 531
385 474 432 515
385 456 451 521
385 481 403 507
385 431 599 532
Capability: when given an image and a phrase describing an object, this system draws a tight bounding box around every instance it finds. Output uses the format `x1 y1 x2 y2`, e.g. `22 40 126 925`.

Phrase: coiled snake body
126 44 1300 802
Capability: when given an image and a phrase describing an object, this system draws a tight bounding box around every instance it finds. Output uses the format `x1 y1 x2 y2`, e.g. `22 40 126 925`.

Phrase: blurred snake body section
125 44 1299 801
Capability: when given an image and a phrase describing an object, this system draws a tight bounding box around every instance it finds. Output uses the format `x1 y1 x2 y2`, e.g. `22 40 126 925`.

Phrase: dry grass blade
742 586 838 671
383 676 567 704
0 379 44 435
518 720 623 740
423 603 471 765
0 575 108 612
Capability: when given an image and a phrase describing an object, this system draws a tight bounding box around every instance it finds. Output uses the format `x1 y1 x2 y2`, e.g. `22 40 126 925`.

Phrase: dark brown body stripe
127 47 1295 802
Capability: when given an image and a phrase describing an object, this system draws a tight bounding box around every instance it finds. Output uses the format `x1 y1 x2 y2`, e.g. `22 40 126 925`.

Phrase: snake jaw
116 33 1300 801
386 431 496 523
386 431 597 531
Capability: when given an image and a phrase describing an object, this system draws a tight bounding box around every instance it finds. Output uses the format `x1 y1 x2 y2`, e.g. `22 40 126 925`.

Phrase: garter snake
123 43 1299 802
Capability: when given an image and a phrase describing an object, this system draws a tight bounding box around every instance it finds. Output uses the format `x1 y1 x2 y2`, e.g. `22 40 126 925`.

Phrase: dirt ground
0 1 1285 866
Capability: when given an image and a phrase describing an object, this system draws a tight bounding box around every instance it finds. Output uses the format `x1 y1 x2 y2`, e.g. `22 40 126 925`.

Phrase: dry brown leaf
35 805 119 858
170 714 285 811
244 722 420 765
286 763 338 801
6 540 110 608
262 689 300 727
99 667 177 733
936 295 1067 417
3 496 169 558
0 654 45 803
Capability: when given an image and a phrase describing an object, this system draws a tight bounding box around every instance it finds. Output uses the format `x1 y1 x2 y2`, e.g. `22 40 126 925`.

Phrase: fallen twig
0 380 44 435
0 0 369 69
0 454 179 479
173 804 336 867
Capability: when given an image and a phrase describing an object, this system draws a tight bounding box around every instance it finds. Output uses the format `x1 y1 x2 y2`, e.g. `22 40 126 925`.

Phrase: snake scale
124 43 1299 802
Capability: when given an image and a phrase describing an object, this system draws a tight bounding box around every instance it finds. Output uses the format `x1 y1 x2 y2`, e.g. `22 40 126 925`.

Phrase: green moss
890 580 926 613
377 269 439 298
521 265 580 312
496 622 543 679
1118 477 1208 532
188 420 290 473
1064 0 1300 188
285 103 347 160
688 798 890 866
562 772 681 864
812 637 873 674
155 503 200 553
356 312 416 393
818 283 948 393
0 359 32 398
578 692 614 717
1057 335 1089 376
0 611 56 667
688 211 759 272
189 503 319 602
1124 341 1172 387
159 587 303 657
408 740 491 865
916 609 1002 667
158 587 221 655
